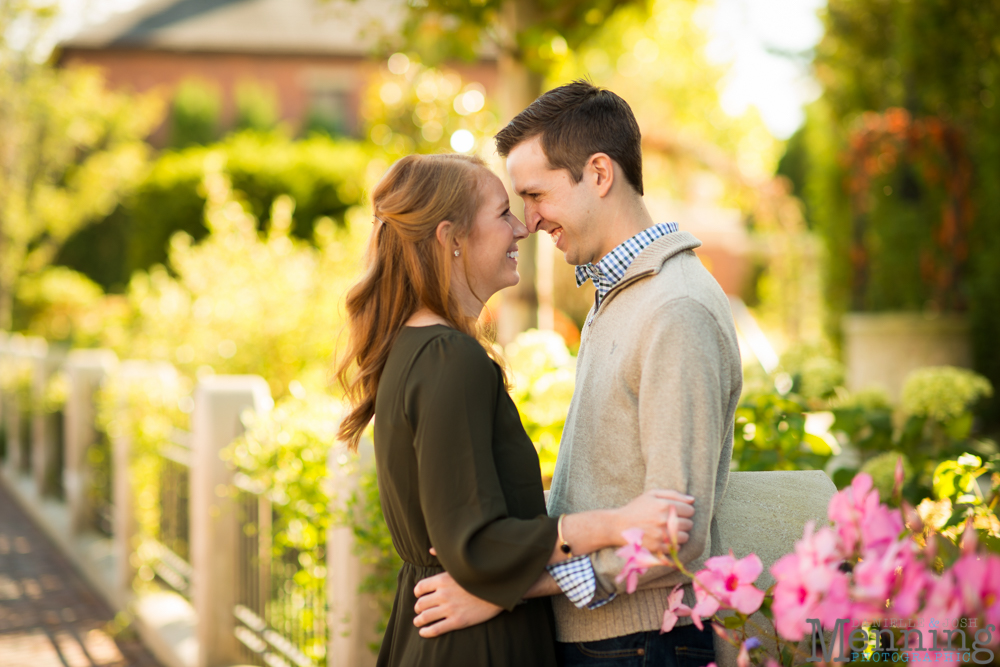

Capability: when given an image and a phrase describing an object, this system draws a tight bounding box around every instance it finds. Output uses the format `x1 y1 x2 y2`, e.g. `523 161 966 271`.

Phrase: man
414 80 742 666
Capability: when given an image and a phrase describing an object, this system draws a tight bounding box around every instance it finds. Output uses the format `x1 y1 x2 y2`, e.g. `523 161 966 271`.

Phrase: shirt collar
575 222 678 303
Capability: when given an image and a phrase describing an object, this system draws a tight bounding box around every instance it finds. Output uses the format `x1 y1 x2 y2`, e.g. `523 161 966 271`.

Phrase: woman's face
460 173 528 302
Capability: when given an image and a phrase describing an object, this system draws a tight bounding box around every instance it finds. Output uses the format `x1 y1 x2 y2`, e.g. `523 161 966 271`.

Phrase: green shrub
102 163 369 400
234 80 280 133
170 79 221 148
58 132 371 290
504 329 576 482
13 267 106 345
127 131 370 276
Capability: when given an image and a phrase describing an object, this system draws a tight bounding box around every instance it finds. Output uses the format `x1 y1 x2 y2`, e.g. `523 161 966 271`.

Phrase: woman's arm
412 495 695 637
550 490 694 565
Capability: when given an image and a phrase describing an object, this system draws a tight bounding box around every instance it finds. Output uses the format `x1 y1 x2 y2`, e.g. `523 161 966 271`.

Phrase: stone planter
843 312 971 402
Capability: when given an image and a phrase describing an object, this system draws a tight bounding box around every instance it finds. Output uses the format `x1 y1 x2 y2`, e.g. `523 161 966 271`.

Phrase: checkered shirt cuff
546 555 616 610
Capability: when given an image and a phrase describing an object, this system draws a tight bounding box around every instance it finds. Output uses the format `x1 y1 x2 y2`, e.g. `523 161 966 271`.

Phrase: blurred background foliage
781 0 1000 421
5 0 1000 652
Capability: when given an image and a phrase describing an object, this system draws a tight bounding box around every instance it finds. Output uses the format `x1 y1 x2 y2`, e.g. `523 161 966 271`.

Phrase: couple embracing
335 81 742 667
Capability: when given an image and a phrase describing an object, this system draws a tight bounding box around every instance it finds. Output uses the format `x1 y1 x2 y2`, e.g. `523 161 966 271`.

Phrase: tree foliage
797 0 1000 420
0 0 162 329
58 131 370 290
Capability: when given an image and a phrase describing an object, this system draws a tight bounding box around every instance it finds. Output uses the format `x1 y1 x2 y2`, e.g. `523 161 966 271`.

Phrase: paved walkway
0 480 163 667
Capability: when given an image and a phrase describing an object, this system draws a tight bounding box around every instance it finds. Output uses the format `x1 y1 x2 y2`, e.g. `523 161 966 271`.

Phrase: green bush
504 329 576 482
101 163 370 400
830 366 995 500
170 79 221 148
12 267 107 346
58 132 371 291
234 80 280 133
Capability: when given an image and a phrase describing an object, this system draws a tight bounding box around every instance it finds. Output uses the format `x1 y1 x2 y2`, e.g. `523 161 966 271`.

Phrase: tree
0 0 161 330
800 0 1000 421
357 0 655 330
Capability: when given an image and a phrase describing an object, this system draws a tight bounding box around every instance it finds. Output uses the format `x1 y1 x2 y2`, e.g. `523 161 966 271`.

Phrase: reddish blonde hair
336 153 505 450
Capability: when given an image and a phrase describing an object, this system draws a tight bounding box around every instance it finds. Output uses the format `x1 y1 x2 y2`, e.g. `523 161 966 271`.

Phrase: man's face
505 135 602 266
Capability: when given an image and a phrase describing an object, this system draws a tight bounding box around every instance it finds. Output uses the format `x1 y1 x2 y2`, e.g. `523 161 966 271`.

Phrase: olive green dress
373 325 560 667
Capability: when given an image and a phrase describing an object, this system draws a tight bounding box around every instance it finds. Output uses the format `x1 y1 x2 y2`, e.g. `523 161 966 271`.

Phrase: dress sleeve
404 332 558 611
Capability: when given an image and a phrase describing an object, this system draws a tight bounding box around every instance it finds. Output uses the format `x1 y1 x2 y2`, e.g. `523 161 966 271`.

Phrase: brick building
56 0 497 144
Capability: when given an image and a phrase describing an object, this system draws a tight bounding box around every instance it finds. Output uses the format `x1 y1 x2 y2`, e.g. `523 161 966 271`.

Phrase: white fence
0 331 378 667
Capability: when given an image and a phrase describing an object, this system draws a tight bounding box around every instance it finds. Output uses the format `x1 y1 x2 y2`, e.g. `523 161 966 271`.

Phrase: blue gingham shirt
575 222 679 310
547 221 677 610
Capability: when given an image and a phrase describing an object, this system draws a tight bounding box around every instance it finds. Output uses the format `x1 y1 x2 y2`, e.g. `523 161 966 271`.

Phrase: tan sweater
547 230 742 642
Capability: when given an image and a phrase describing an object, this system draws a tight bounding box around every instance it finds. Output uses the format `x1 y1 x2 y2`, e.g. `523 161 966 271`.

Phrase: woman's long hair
335 153 506 450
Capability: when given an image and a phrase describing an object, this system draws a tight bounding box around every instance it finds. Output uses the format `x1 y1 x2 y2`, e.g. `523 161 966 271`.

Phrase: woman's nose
511 214 529 240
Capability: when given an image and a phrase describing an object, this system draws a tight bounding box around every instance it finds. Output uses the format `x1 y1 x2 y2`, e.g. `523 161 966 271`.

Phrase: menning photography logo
805 618 997 664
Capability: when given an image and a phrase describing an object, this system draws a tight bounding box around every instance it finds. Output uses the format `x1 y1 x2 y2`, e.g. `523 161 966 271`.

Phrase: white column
327 437 378 667
0 331 6 460
3 334 28 475
190 375 271 667
64 349 118 534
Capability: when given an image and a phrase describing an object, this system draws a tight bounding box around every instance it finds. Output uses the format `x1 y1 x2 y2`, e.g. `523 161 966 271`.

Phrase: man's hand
413 571 503 637
614 489 695 553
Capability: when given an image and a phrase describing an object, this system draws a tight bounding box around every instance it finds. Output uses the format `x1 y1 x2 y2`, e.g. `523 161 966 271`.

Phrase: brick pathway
0 479 163 667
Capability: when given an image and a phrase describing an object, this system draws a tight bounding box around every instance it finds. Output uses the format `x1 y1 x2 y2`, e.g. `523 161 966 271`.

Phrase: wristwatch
557 514 573 557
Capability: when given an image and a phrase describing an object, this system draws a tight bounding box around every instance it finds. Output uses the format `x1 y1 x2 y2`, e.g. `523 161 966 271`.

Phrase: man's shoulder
640 251 731 319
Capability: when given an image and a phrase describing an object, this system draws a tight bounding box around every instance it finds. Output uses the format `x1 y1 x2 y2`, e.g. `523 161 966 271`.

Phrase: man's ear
435 220 458 254
587 153 615 198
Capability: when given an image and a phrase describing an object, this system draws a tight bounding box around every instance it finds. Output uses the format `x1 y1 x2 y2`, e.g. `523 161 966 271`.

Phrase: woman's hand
612 489 695 553
413 570 503 637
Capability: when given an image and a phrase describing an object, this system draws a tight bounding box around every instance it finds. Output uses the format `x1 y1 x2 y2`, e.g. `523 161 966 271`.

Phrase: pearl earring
454 250 460 257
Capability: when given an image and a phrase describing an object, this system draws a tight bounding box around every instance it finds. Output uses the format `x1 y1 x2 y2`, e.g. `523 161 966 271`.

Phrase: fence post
327 438 378 667
3 334 28 476
112 361 179 607
0 332 9 465
64 349 118 535
31 339 65 497
191 375 272 667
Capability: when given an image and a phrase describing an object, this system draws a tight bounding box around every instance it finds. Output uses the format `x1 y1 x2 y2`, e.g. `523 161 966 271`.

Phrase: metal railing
138 427 194 597
233 474 325 667
88 430 114 536
0 337 375 667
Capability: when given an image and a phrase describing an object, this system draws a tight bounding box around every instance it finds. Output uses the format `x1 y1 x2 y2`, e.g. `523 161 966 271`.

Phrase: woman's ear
435 220 460 255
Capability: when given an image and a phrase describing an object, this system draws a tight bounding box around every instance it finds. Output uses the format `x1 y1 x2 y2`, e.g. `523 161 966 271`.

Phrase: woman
336 154 692 667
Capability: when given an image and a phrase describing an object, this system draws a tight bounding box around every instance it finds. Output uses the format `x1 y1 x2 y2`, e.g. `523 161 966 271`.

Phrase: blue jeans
556 622 716 667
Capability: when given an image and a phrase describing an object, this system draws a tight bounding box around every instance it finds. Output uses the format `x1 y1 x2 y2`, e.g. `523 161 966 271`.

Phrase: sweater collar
574 222 678 304
619 230 703 282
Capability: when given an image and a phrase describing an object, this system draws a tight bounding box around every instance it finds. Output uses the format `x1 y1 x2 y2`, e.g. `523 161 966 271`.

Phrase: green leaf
724 615 746 629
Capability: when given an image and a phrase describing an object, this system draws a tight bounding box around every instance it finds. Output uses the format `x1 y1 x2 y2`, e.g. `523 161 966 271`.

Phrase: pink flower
952 552 1000 629
851 540 903 622
770 522 850 640
828 473 879 556
861 503 905 557
660 584 692 633
615 529 663 594
918 570 963 649
690 551 765 625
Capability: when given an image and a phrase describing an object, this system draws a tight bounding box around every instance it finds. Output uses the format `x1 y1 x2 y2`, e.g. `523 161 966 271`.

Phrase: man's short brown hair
495 80 643 196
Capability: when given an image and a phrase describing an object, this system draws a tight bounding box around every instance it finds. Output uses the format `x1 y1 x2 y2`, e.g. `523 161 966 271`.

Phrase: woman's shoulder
402 325 494 373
